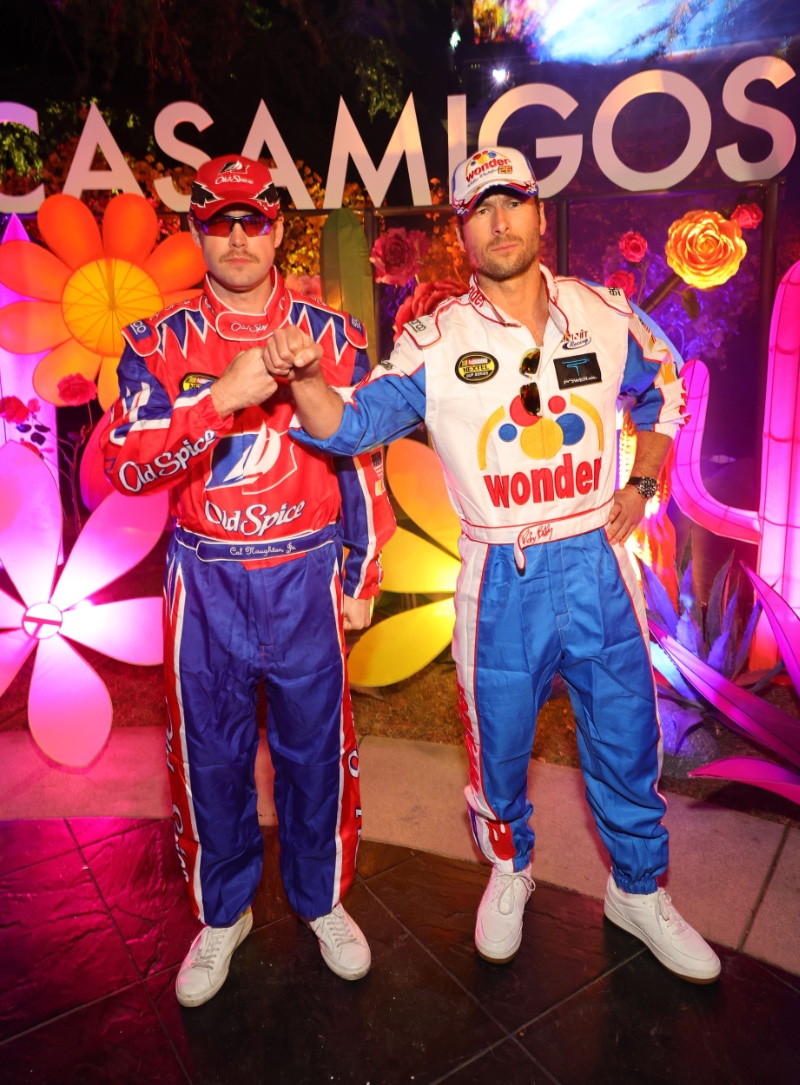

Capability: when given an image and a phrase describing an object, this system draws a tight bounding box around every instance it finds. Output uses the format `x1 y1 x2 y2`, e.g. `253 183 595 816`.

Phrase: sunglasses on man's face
518 349 541 417
195 213 272 238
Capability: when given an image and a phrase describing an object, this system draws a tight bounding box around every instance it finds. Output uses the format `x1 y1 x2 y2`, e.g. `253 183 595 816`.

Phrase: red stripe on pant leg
163 566 203 919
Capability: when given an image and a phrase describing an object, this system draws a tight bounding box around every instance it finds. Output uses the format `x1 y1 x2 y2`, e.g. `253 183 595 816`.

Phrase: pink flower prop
0 442 168 766
57 372 98 406
730 203 763 230
619 230 648 263
604 270 637 299
394 278 467 340
0 394 30 424
370 227 430 286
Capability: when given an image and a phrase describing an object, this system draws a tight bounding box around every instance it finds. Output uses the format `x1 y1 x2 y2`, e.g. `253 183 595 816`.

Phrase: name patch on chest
455 352 499 384
553 353 602 389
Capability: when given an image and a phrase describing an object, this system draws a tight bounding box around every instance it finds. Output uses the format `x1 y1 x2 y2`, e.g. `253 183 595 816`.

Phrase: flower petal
33 339 102 406
163 288 203 307
28 634 111 766
38 194 103 271
102 194 158 263
0 240 70 302
0 300 69 353
0 442 63 606
347 599 456 687
0 629 35 697
79 410 115 511
379 527 460 594
51 489 168 610
386 440 461 557
61 597 163 664
0 587 25 630
143 233 206 295
98 354 122 410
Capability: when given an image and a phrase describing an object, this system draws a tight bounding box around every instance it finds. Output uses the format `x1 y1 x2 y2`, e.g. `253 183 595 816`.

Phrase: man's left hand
606 486 647 545
343 596 374 631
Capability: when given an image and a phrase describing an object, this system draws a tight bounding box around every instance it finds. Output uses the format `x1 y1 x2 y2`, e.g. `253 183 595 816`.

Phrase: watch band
626 475 658 499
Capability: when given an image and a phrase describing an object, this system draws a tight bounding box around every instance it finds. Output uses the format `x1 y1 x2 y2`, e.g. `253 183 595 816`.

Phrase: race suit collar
203 268 292 342
468 265 568 337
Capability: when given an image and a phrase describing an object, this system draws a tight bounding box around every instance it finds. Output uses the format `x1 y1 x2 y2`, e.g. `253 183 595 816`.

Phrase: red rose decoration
619 231 648 263
370 228 430 286
394 279 467 340
604 270 637 299
57 373 99 406
0 395 30 424
730 203 763 230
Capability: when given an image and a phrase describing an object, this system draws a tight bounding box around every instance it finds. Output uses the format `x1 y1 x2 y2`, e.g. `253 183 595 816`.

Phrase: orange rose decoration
664 210 746 290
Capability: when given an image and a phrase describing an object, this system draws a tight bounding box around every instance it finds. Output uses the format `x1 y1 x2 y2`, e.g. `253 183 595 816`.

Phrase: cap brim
456 182 538 216
191 196 280 222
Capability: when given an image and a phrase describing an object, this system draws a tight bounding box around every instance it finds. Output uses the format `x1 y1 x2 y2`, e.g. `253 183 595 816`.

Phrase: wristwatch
626 475 658 499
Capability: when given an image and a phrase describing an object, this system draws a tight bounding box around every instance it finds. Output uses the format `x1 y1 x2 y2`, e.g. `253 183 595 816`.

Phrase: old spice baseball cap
190 155 280 221
451 146 538 216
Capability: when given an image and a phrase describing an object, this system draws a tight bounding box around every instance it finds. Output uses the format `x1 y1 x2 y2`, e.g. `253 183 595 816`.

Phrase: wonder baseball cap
190 156 280 221
451 147 538 216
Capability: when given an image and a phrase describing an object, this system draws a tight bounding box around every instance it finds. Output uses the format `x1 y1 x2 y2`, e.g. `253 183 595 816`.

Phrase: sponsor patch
455 352 499 384
181 372 217 392
562 329 592 351
407 318 427 333
553 353 602 389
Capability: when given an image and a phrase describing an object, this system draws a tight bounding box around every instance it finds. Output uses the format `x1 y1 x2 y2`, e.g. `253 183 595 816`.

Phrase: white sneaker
306 903 371 980
475 865 533 963
604 876 720 984
175 908 253 1007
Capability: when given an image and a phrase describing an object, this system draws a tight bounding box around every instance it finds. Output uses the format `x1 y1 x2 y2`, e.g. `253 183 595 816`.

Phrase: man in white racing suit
262 146 721 984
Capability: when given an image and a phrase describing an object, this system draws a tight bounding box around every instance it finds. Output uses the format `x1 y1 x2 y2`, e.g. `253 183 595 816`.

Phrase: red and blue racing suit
100 270 394 924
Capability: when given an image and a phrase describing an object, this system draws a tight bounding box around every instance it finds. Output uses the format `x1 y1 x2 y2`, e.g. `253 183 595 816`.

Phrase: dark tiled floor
1 819 798 1084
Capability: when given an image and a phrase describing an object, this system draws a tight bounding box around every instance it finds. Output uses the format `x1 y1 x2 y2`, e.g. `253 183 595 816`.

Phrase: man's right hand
210 347 279 418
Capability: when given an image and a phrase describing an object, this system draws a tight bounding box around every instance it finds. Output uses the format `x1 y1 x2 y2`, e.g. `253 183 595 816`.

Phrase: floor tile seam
355 850 421 884
429 1033 564 1085
142 967 195 1085
0 977 151 1048
71 831 150 982
737 823 790 953
512 945 648 1035
360 877 522 1042
761 959 800 995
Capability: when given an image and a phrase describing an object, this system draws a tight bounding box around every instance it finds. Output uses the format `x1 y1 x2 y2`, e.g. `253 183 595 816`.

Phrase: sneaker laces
490 871 532 915
657 889 688 933
321 906 359 948
192 927 227 971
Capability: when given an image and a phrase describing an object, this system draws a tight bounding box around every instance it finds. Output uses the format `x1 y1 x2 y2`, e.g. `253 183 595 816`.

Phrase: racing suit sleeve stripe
100 345 234 495
623 316 686 434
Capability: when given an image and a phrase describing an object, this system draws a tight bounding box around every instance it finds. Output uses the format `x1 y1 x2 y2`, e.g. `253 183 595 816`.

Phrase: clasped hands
210 327 324 418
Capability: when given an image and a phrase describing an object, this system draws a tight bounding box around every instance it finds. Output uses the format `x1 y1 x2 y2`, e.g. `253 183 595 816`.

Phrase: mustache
221 251 258 263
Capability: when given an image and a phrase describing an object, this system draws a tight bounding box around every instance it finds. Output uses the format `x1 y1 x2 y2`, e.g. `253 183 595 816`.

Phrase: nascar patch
181 372 217 392
455 352 498 384
553 353 601 389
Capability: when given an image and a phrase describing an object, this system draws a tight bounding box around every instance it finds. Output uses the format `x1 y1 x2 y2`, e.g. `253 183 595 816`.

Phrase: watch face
637 477 658 499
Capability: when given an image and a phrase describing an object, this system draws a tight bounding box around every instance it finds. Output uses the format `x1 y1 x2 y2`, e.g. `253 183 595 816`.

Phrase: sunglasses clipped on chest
518 347 541 418
194 213 273 238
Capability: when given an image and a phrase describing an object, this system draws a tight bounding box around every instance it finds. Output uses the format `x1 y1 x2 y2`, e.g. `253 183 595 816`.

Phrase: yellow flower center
61 258 162 356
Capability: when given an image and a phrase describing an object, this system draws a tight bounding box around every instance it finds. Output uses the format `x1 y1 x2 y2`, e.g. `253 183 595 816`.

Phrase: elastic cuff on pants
611 867 659 896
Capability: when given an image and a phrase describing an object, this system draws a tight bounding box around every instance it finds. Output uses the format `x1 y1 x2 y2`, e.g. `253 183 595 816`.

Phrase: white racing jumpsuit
295 268 686 894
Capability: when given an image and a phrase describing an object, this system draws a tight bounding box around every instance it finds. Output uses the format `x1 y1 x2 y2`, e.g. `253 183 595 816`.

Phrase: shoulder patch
122 317 159 357
401 313 442 348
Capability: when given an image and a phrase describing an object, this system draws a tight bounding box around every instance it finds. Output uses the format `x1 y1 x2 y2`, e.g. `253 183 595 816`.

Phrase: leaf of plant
742 566 800 695
640 563 678 635
649 637 702 703
707 586 738 677
678 529 693 578
706 551 735 647
734 598 763 678
689 757 800 806
654 631 800 768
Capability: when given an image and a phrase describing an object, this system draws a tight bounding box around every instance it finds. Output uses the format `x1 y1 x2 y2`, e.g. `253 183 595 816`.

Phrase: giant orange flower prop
664 209 746 290
0 194 205 409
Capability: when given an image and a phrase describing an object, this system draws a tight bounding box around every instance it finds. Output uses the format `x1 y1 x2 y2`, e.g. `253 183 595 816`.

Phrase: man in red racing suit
100 156 394 1006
